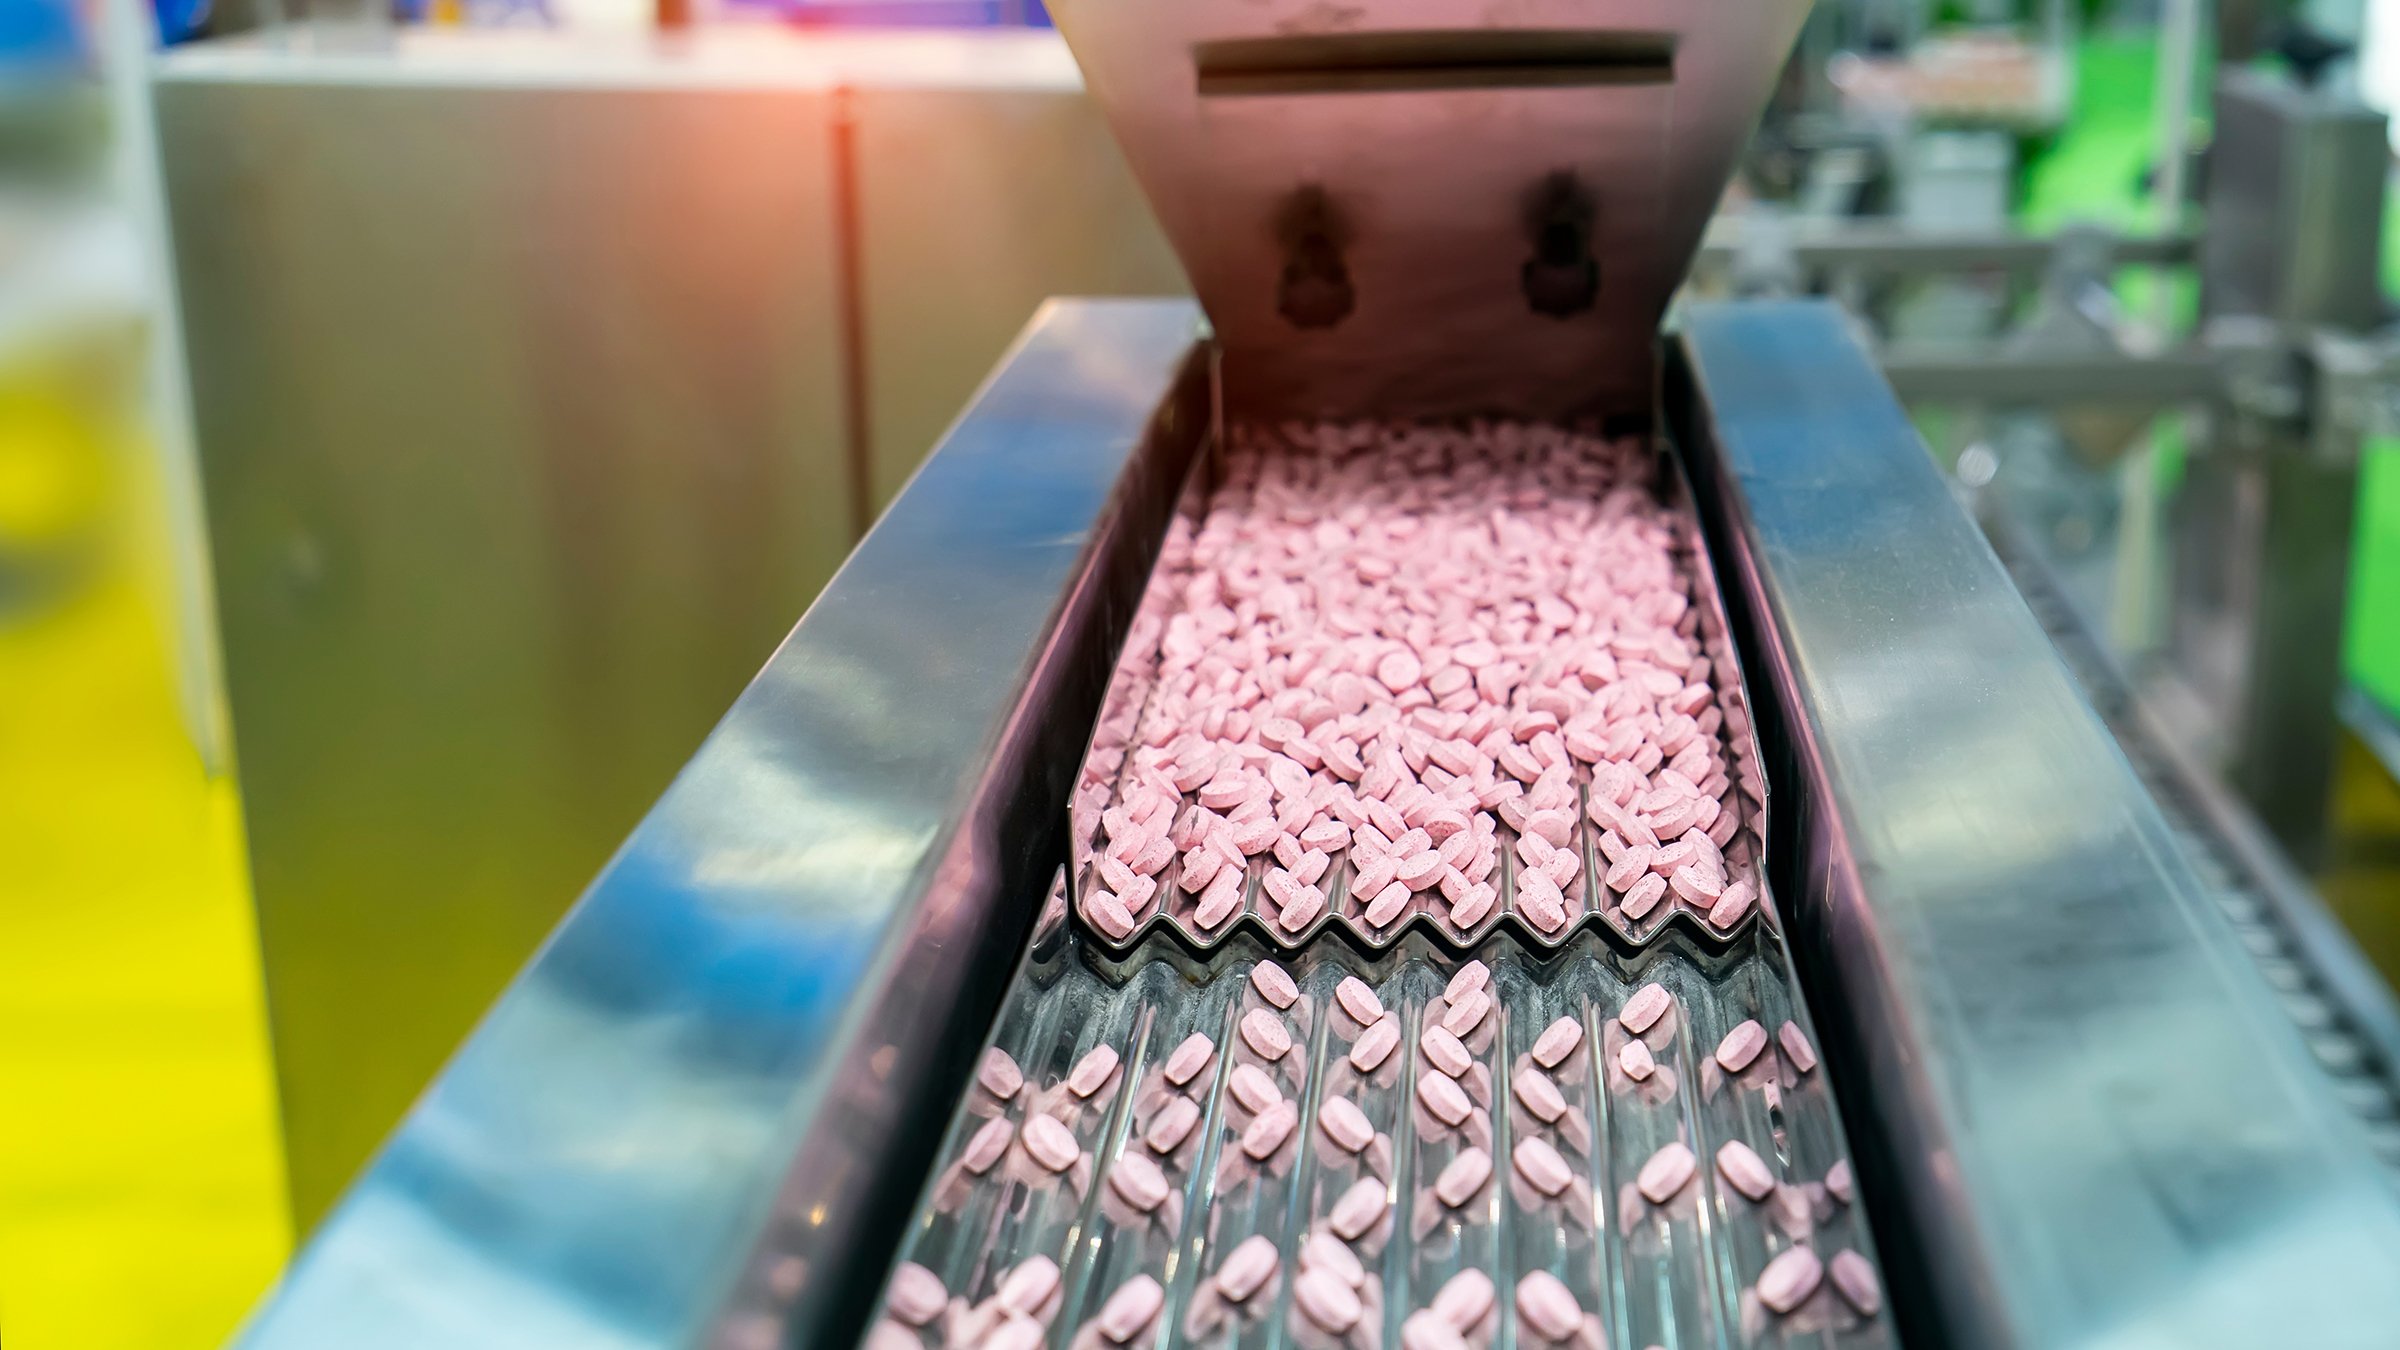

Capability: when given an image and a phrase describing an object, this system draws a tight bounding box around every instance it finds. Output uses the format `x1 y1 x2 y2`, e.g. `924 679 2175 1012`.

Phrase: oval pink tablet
1229 1064 1281 1114
1162 1032 1214 1086
997 1254 1060 1316
1431 1268 1495 1331
1086 892 1137 940
961 1117 1012 1174
1531 1015 1584 1068
1251 960 1298 1009
1513 1137 1573 1197
1420 1024 1472 1078
1514 1270 1581 1341
1328 1177 1388 1240
1194 870 1245 929
1636 1141 1696 1204
1445 959 1491 1003
1110 1151 1171 1212
1241 1100 1297 1159
1778 1020 1818 1074
1621 872 1668 919
1294 1268 1363 1333
886 1261 944 1327
1319 1096 1374 1153
1618 1038 1656 1082
981 1314 1043 1350
1335 976 1384 1026
1449 882 1498 928
1757 1244 1824 1314
1276 884 1325 932
1022 1115 1079 1173
1215 1235 1280 1302
1829 1249 1881 1315
1620 983 1672 1034
1351 1013 1401 1073
1825 1158 1854 1205
1240 1009 1292 1061
1514 1067 1567 1123
978 1048 1023 1101
1299 1231 1366 1288
1418 1072 1472 1126
1068 1044 1121 1099
1144 1095 1199 1154
1434 1146 1493 1207
1442 988 1491 1036
1402 1309 1470 1350
1707 880 1756 929
1365 879 1414 927
1716 1139 1775 1201
1716 1019 1767 1073
1097 1274 1164 1343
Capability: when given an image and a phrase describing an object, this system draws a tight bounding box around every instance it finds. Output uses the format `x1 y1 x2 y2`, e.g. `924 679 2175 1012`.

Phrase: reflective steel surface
1044 0 1812 421
230 300 1209 1350
1671 299 2400 1348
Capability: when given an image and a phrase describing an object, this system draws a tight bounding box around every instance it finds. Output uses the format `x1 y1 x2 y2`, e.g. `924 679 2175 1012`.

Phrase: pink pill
1757 1245 1824 1314
1294 1268 1363 1333
1145 1095 1199 1153
1620 983 1672 1034
1068 1044 1121 1099
1531 1015 1584 1068
1243 1100 1299 1160
1420 1023 1472 1078
865 1319 918 1350
1445 959 1491 1003
997 1254 1060 1316
1826 1159 1854 1205
978 1049 1023 1101
1514 1067 1567 1123
1418 1072 1472 1126
1443 988 1491 1036
1320 1096 1374 1153
1434 1146 1493 1207
1636 1141 1696 1203
1328 1177 1389 1240
1097 1274 1164 1343
886 1261 945 1327
1717 1019 1767 1073
1364 879 1414 926
1517 876 1569 934
981 1314 1043 1350
1351 1013 1401 1072
1431 1269 1495 1330
1250 960 1298 1009
1229 1064 1281 1114
961 1117 1012 1174
1779 1021 1818 1074
1214 1234 1280 1302
1110 1151 1171 1212
1830 1249 1882 1315
1276 883 1325 932
1299 1230 1366 1288
1162 1032 1214 1086
1621 872 1668 919
1402 1309 1470 1350
1450 882 1498 928
1022 1115 1079 1173
1716 1139 1775 1201
1240 1009 1292 1060
1707 879 1756 928
1194 870 1245 929
1514 1270 1581 1340
1618 1039 1656 1082
1335 976 1384 1026
1396 850 1446 889
1513 1137 1573 1197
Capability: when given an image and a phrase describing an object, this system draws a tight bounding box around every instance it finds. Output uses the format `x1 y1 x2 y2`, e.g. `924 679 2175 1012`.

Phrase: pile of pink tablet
1073 421 1763 945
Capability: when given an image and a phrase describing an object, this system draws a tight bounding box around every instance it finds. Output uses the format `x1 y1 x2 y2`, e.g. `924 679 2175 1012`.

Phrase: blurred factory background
3 0 2399 1343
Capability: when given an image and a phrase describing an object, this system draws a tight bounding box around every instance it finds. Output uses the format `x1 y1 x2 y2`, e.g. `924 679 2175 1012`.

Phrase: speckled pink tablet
1531 1015 1584 1068
1716 1019 1768 1073
1320 1096 1374 1153
1445 960 1491 1003
1621 872 1669 919
1778 1021 1818 1074
1825 1159 1854 1205
1618 1039 1656 1082
1242 1100 1298 1159
1636 1141 1696 1203
1757 1245 1824 1314
961 1117 1012 1174
1194 872 1244 930
1435 1147 1493 1206
997 1254 1060 1316
978 1049 1023 1101
1145 1095 1199 1154
1335 976 1384 1026
1109 1151 1171 1212
1163 1033 1214 1086
1086 892 1138 940
1329 1177 1388 1240
1707 880 1755 929
886 1261 945 1326
1513 1137 1573 1197
1251 961 1298 1009
1365 879 1414 927
1418 1072 1472 1126
1515 1270 1581 1341
1443 988 1491 1037
1449 883 1498 928
1068 1045 1121 1099
1620 983 1672 1034
1299 1231 1366 1289
1514 1067 1567 1123
1097 1274 1164 1343
1215 1235 1280 1302
1351 1013 1401 1073
1229 1064 1281 1114
1240 1009 1292 1061
1420 1024 1472 1078
1716 1139 1775 1201
1402 1309 1470 1350
1022 1115 1079 1173
1294 1268 1364 1333
1276 884 1325 932
1432 1269 1495 1331
1829 1250 1881 1315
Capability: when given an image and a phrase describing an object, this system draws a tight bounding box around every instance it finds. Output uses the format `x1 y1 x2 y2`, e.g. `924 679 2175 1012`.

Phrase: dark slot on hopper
1193 29 1676 97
